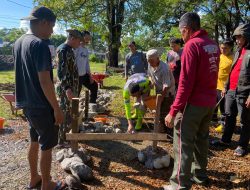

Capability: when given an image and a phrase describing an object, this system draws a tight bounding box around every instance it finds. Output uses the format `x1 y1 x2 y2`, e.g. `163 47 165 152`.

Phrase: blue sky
0 0 65 34
0 0 35 29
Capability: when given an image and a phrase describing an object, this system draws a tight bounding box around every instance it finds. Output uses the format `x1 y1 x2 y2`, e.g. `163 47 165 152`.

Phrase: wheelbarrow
91 73 109 88
0 93 20 115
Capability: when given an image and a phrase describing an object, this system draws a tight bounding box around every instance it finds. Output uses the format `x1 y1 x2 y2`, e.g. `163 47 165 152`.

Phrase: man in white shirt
75 31 98 103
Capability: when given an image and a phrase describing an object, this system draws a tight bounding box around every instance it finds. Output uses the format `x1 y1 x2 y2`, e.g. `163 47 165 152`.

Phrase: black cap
21 6 56 22
66 29 83 39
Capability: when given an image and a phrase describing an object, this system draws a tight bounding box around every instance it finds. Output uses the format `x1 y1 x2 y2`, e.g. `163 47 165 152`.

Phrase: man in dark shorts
14 6 64 190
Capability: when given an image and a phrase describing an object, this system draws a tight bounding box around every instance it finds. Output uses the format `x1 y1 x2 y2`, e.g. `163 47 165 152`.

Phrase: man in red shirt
212 24 250 157
164 12 220 190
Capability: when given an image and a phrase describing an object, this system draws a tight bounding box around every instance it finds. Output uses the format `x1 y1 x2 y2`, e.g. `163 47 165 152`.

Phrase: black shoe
210 139 230 146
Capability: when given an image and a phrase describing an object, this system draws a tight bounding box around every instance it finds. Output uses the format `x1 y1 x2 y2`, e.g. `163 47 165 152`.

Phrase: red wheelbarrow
91 73 109 88
0 93 20 115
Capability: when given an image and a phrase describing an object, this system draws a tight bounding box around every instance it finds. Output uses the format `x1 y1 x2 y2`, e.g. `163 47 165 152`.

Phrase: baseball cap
66 29 83 39
21 6 56 22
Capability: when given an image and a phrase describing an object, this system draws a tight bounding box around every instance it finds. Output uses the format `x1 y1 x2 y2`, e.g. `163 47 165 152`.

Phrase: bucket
144 96 156 110
93 115 108 123
0 117 5 129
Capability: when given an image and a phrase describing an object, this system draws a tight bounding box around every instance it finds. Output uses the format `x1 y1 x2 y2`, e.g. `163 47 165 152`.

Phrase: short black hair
129 83 140 94
221 38 234 47
169 37 183 45
128 41 136 46
82 30 90 36
179 12 200 31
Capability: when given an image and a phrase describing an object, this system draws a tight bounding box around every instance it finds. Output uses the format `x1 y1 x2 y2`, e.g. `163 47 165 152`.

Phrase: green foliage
50 34 66 48
0 28 26 55
0 28 26 43
89 54 104 63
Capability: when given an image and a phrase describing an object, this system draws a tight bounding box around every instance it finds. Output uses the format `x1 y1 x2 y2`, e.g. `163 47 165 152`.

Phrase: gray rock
104 127 113 133
138 151 146 163
145 158 154 169
93 122 103 132
114 128 122 133
61 156 83 171
70 162 93 182
73 148 91 163
88 112 98 118
65 175 86 190
56 149 67 162
85 129 95 133
61 158 72 171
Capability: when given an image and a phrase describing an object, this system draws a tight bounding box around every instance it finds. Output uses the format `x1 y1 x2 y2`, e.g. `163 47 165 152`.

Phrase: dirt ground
0 116 249 190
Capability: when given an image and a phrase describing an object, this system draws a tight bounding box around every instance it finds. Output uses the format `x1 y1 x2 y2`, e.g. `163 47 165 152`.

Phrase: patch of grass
0 98 15 121
0 70 15 84
0 63 125 120
103 74 125 116
90 62 106 73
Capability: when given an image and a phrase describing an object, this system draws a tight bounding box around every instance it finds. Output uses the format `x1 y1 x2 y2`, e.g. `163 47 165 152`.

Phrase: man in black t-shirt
14 6 64 190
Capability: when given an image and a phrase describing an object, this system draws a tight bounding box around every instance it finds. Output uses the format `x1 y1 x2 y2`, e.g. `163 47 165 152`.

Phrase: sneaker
215 124 224 133
210 139 230 146
162 184 175 190
234 146 247 157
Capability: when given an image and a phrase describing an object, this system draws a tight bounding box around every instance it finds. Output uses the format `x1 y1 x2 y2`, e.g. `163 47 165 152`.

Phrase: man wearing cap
147 49 175 134
164 13 220 190
125 41 148 80
74 30 98 102
14 6 64 190
56 29 82 146
212 24 250 157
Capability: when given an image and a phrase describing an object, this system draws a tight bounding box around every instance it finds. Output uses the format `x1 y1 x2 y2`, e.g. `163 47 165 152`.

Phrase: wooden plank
71 98 79 152
152 94 162 148
66 132 167 141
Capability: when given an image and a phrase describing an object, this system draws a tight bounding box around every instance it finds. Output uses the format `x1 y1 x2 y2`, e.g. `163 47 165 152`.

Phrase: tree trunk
106 0 125 67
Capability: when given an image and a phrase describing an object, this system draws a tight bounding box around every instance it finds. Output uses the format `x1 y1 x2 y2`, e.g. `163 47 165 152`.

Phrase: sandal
234 146 247 157
26 179 42 189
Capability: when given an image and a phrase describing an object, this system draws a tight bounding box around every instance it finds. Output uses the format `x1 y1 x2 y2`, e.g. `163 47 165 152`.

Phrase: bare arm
38 71 64 125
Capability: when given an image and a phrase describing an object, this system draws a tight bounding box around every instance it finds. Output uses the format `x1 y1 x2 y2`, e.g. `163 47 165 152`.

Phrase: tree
35 0 126 67
50 34 67 48
0 28 26 55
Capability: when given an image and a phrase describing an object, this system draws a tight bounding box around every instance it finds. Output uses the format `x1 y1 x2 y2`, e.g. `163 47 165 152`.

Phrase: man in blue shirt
125 41 148 80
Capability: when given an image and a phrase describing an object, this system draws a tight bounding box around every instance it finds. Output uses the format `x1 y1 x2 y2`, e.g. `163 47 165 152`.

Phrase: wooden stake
152 94 162 148
84 90 89 122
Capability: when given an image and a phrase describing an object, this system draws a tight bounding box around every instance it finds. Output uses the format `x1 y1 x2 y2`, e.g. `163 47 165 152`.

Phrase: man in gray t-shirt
125 41 148 80
147 49 175 134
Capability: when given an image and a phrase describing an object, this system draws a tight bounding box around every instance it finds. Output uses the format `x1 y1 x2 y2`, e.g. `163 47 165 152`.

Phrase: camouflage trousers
57 88 72 144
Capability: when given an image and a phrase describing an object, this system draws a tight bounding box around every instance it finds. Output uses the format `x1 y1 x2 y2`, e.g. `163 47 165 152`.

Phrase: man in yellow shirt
214 39 234 131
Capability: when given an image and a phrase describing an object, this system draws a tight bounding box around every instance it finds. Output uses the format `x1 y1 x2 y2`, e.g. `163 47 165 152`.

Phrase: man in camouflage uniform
56 29 82 145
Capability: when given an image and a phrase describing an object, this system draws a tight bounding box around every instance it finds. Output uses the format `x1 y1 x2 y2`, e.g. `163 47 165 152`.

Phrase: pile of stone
79 89 115 118
137 146 171 169
79 121 122 133
56 148 93 189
